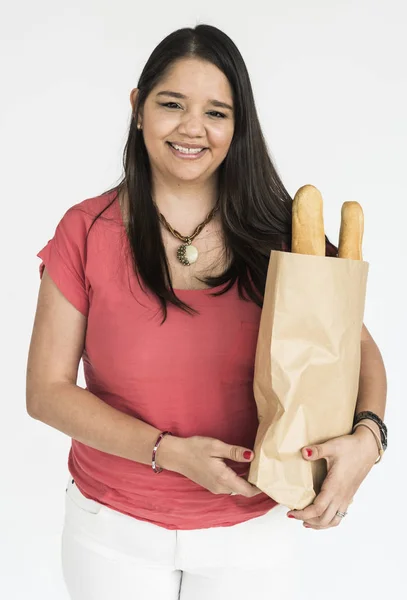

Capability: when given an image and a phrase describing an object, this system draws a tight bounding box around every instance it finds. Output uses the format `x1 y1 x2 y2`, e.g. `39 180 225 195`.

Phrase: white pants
61 476 308 600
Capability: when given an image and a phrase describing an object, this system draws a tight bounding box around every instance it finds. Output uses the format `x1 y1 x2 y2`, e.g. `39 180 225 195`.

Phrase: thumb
221 443 254 463
301 443 330 461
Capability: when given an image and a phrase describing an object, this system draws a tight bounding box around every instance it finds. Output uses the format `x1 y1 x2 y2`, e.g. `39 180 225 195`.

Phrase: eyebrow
156 90 234 112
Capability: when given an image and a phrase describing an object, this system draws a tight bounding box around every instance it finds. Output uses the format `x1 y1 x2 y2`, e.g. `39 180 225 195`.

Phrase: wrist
357 418 381 439
352 424 381 463
154 434 186 473
353 410 387 451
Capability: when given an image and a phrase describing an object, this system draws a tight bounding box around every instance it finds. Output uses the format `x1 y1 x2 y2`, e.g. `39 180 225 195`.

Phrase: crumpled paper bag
248 250 369 509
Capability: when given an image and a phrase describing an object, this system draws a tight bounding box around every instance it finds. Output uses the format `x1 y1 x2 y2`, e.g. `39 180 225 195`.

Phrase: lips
168 142 207 153
168 142 208 150
167 142 208 159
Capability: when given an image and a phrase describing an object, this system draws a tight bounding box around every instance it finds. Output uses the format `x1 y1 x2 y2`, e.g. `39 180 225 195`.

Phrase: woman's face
131 58 235 185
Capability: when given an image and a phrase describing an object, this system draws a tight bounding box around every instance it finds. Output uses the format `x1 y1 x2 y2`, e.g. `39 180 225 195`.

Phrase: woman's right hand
159 435 263 497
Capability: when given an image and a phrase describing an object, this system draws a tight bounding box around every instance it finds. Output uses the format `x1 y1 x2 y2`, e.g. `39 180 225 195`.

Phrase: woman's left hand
286 426 380 530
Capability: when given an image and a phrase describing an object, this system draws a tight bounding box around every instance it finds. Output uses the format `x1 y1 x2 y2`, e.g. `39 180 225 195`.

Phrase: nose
177 111 206 138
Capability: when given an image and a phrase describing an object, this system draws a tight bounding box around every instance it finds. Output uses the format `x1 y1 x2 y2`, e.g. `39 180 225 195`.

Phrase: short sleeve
37 207 90 316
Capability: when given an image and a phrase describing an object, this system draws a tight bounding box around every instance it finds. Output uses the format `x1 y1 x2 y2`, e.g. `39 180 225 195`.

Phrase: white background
1 0 406 598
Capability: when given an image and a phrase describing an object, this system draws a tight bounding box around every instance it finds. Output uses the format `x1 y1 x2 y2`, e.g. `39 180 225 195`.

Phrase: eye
208 111 226 119
160 102 182 109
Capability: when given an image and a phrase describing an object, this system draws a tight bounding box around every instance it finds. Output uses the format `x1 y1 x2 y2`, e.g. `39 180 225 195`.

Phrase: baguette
338 201 364 260
292 185 325 256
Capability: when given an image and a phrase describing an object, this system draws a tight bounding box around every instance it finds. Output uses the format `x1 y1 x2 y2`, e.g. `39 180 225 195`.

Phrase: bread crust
338 201 364 260
291 185 325 256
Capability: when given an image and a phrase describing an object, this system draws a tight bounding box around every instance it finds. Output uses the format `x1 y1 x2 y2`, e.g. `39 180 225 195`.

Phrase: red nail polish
243 451 252 460
287 515 296 519
306 448 313 457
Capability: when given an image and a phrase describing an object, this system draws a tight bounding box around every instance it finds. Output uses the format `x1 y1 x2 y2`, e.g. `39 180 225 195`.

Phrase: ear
130 88 140 113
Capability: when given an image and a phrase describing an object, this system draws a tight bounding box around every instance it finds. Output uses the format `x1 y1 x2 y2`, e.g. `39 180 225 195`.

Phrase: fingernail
304 524 311 528
243 451 253 460
287 514 296 519
305 448 313 457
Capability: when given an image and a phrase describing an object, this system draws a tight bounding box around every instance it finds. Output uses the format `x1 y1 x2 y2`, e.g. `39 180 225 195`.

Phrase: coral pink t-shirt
37 191 278 529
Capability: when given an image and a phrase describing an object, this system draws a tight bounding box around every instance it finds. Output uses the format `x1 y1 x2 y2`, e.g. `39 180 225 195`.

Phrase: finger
221 468 260 498
237 473 264 496
213 441 254 464
301 435 347 463
230 486 263 497
230 477 261 498
327 503 349 527
301 445 324 461
301 441 331 462
287 489 331 521
304 502 349 529
245 485 263 496
303 502 339 528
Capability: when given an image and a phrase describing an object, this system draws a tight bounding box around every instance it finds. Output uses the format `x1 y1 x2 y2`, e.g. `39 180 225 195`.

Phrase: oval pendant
177 243 199 266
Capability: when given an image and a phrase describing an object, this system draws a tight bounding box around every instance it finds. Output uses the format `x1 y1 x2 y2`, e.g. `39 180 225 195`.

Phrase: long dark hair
86 24 337 322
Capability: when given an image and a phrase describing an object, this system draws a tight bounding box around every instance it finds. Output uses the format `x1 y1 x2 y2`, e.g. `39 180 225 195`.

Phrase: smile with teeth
168 142 207 155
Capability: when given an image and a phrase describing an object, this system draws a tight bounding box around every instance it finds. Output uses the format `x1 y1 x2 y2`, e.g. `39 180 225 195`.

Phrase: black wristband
353 411 387 451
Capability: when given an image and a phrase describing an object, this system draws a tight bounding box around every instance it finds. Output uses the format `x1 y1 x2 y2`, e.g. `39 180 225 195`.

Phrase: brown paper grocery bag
248 250 369 510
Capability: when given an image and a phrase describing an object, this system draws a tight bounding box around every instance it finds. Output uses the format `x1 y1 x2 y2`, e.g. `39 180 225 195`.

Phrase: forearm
355 338 387 420
353 338 387 448
27 382 183 471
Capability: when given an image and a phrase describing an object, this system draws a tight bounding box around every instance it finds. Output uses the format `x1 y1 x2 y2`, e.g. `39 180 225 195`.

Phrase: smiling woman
27 22 381 600
131 59 236 188
88 26 338 319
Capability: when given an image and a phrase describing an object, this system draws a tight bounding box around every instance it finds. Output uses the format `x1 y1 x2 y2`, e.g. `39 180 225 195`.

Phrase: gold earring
137 123 142 130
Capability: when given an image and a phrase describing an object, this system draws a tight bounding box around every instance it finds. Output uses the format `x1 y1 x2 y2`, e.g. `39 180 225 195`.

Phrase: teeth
170 143 204 154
